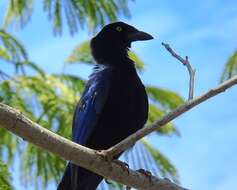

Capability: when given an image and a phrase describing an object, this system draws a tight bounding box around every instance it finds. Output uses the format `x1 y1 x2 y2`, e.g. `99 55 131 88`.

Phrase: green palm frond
0 30 45 78
148 104 179 136
0 74 86 187
0 160 12 190
0 81 20 164
142 139 179 183
44 0 131 34
0 46 10 61
146 86 184 111
128 51 144 70
65 40 144 70
53 74 86 93
220 50 237 82
3 0 33 29
24 61 45 77
145 86 184 136
0 29 28 62
3 0 131 35
21 144 65 187
66 41 95 65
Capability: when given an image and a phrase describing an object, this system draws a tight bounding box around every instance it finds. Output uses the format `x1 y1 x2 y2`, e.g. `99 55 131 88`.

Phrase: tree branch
162 42 195 100
0 103 187 190
105 75 237 158
1 52 237 190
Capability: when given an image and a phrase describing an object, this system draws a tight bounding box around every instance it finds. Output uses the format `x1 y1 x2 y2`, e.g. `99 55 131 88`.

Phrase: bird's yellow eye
116 26 123 32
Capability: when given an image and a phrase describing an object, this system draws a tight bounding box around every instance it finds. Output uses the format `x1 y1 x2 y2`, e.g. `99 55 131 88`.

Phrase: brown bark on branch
105 75 237 158
0 103 187 190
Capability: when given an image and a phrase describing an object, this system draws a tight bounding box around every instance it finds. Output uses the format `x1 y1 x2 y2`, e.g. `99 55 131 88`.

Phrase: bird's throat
92 47 132 66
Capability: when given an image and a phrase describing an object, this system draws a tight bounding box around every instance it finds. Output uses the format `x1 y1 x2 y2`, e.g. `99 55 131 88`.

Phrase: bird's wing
72 66 112 145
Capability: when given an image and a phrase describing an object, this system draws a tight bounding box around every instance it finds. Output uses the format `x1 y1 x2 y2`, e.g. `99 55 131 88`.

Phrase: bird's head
90 22 153 65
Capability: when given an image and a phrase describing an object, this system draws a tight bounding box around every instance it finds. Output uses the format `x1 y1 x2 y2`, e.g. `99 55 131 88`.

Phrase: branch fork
162 42 195 100
1 43 237 190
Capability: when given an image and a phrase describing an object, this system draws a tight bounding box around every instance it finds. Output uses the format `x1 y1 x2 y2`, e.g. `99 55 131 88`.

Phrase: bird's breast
86 68 148 150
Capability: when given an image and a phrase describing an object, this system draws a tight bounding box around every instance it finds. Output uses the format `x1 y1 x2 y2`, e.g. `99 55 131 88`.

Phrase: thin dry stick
105 75 237 158
162 42 195 100
0 103 187 190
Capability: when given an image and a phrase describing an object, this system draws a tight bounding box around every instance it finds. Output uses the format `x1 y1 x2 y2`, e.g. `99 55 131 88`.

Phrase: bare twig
105 75 237 158
0 103 187 190
162 42 195 100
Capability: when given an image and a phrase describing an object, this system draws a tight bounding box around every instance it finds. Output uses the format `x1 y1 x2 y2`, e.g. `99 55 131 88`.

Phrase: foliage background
0 0 237 190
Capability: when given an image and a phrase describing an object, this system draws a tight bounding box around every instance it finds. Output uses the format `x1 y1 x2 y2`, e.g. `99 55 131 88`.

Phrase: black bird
58 22 153 190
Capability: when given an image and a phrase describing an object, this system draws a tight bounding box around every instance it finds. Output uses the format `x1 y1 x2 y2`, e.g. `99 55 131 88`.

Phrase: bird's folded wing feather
72 67 111 145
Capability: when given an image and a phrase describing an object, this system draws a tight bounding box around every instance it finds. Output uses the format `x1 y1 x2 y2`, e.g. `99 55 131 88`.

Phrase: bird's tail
57 163 103 190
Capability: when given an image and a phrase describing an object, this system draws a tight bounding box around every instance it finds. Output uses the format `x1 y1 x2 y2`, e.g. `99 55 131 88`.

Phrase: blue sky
1 0 237 190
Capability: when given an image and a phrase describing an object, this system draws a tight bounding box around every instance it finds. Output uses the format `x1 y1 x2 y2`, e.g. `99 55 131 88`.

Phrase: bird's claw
136 169 152 182
113 160 130 174
96 151 129 174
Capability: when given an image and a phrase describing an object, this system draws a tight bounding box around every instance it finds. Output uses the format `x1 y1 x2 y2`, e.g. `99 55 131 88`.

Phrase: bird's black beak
128 31 154 42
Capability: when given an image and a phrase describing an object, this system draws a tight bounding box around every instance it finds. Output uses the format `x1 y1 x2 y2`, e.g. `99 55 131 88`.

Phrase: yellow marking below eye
116 26 123 32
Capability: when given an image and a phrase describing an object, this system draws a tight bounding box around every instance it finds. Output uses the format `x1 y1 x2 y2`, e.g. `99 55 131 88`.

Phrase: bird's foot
96 150 129 174
113 160 130 174
136 169 152 182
